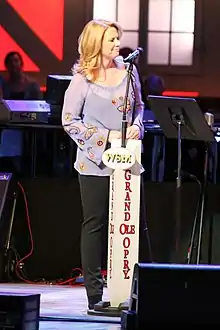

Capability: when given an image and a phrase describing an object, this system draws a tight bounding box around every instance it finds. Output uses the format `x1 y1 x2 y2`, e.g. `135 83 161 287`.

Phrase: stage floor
0 283 121 329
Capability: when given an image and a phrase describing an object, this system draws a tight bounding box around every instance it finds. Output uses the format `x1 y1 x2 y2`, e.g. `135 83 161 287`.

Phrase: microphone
124 47 143 62
212 127 220 133
204 112 214 127
204 112 220 134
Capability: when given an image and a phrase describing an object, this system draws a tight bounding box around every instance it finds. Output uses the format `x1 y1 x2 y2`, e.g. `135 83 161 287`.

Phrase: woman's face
7 54 23 74
101 27 120 61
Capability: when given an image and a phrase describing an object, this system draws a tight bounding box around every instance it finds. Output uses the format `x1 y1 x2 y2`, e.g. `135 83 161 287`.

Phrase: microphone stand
121 47 143 147
170 113 185 261
121 62 134 148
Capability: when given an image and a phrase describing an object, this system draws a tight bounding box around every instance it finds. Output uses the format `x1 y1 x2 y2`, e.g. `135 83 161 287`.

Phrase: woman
2 51 41 100
0 52 41 176
62 19 149 310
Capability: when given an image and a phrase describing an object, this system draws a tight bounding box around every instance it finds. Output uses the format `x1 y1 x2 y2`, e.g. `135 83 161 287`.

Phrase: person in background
62 19 152 310
2 51 41 100
144 74 165 97
144 74 166 182
0 76 3 99
120 47 146 104
0 51 41 176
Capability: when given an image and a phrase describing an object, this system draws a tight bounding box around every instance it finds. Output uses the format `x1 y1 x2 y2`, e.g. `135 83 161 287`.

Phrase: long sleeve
62 73 109 166
27 82 42 100
132 65 145 139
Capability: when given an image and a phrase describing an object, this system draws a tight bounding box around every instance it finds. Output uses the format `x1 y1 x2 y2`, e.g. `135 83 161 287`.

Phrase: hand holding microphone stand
121 47 143 148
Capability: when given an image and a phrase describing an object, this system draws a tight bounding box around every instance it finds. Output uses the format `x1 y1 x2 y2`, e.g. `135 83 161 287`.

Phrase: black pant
78 174 152 299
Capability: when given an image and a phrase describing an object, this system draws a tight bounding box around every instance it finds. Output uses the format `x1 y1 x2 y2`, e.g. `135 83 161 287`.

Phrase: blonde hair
73 19 123 82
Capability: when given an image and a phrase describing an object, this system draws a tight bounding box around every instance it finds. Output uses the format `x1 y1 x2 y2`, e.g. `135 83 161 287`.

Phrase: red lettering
125 191 131 201
124 249 129 259
124 170 131 181
129 225 135 234
124 212 131 222
123 237 130 283
120 224 126 235
125 182 132 193
124 201 131 211
123 259 131 280
123 259 130 270
123 269 130 279
120 224 136 235
123 237 131 249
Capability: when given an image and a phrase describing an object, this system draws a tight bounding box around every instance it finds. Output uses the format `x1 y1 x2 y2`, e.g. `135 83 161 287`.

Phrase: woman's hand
108 130 121 142
126 125 140 139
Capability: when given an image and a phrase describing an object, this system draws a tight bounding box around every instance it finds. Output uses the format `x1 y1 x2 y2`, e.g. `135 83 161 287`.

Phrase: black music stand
147 95 215 263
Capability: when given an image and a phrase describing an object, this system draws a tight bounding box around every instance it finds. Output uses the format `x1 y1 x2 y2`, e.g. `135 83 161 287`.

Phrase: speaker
0 173 17 281
0 293 40 329
121 263 220 328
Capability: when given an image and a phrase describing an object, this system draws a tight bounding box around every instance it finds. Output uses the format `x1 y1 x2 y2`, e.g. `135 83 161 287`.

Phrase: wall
1 0 220 97
0 0 92 88
151 0 220 97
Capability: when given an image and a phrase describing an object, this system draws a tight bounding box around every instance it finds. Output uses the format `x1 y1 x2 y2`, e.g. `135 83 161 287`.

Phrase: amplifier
0 99 50 123
0 173 17 281
0 293 40 329
46 74 71 106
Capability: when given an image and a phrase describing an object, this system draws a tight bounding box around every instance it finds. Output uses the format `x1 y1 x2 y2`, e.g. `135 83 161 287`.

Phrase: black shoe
88 294 102 310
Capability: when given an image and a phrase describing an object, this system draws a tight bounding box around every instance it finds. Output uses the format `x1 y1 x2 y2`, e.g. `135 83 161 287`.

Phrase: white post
102 139 141 307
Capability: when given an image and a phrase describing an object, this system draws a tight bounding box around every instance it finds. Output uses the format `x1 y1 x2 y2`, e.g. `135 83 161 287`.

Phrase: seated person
144 74 166 182
2 51 41 100
145 74 165 96
0 51 41 176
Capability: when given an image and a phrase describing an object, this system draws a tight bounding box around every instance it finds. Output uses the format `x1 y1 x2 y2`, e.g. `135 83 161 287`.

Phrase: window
93 0 140 51
147 0 195 66
92 0 201 73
